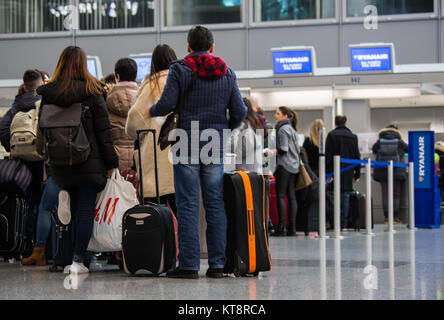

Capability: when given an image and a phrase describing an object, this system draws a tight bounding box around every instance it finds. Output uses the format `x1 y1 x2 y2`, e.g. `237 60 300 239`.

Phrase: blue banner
409 131 433 189
272 50 313 75
351 47 392 72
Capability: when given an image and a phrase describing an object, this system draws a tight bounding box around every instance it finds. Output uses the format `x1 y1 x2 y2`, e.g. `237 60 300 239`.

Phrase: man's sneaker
166 268 199 279
58 190 71 225
206 268 224 279
64 261 89 275
394 218 403 225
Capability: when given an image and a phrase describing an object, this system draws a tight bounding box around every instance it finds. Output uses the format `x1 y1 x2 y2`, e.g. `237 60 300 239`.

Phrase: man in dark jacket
148 26 247 279
372 125 409 224
0 69 44 256
326 115 361 231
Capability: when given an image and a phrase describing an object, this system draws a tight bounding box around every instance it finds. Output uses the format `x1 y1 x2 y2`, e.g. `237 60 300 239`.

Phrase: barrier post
334 155 341 239
319 127 326 239
388 160 395 233
408 162 415 230
365 159 373 235
319 156 326 239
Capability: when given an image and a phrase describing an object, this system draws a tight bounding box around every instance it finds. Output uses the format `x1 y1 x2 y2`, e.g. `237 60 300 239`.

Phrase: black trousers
380 180 402 219
274 166 299 232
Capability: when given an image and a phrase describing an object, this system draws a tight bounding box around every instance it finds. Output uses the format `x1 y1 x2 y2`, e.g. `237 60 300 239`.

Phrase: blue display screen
132 56 152 82
272 50 313 75
87 59 97 78
351 47 392 72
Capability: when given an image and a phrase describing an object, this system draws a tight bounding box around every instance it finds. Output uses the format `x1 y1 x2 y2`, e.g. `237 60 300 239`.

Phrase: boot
273 223 287 237
21 246 46 266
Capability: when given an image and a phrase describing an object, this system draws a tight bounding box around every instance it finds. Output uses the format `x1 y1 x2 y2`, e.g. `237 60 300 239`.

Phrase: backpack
373 138 405 181
9 101 44 162
39 103 91 166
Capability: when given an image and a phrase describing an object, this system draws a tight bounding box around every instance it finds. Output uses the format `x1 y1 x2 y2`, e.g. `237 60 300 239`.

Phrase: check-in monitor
349 43 396 73
129 53 152 82
271 46 316 76
87 56 103 79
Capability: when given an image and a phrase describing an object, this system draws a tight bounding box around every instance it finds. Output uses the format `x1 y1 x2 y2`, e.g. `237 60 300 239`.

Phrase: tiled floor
1 224 443 300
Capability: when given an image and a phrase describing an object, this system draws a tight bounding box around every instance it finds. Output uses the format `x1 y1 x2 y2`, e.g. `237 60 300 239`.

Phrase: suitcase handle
136 129 160 206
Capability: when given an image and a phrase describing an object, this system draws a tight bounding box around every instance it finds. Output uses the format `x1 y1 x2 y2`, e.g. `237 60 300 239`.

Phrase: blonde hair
309 119 325 148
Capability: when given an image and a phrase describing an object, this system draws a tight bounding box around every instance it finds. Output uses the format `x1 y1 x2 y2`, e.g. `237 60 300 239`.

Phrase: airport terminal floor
1 224 443 300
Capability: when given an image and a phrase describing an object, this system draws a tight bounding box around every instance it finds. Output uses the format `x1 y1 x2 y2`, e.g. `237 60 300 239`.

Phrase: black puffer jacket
372 127 408 181
0 91 41 152
326 126 361 192
37 81 118 192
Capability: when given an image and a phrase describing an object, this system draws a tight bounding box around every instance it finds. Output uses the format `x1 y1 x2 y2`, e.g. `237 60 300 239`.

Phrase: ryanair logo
418 136 425 183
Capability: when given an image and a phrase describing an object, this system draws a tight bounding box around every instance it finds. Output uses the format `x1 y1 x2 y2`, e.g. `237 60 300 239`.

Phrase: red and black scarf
184 54 228 80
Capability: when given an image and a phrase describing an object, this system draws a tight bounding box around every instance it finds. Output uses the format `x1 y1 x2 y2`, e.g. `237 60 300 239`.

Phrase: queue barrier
318 156 415 239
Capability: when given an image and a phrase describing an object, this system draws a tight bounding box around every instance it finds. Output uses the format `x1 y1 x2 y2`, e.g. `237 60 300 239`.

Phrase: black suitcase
50 209 75 270
0 192 28 259
223 171 271 277
122 129 177 276
348 191 374 230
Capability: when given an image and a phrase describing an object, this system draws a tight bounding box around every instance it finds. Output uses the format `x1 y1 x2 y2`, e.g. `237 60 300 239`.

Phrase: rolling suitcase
348 191 374 231
224 171 271 277
50 209 75 270
122 129 177 276
268 178 287 227
0 192 28 259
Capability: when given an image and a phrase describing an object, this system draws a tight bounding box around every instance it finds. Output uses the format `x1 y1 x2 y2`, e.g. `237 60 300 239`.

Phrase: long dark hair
50 46 104 98
278 106 298 131
243 97 263 132
146 44 177 92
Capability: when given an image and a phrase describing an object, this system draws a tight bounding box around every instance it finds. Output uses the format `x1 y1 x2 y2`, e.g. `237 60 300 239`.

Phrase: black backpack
39 103 91 166
373 138 405 181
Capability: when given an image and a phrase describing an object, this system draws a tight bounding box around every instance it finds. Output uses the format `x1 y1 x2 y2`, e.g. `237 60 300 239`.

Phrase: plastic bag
88 169 139 252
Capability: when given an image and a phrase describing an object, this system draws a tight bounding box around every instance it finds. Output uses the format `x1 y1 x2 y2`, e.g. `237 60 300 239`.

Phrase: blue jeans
173 163 227 271
69 188 97 258
35 177 60 247
341 192 351 229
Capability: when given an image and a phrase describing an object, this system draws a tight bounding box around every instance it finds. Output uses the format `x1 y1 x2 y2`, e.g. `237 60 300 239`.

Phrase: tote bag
88 169 139 252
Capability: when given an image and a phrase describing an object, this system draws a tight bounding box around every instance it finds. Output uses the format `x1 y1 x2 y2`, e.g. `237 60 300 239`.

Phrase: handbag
158 70 199 151
290 134 313 191
87 169 139 252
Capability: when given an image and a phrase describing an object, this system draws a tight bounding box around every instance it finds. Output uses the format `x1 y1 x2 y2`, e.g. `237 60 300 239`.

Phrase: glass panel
78 0 155 30
164 0 242 27
253 0 335 22
0 0 70 34
346 0 435 17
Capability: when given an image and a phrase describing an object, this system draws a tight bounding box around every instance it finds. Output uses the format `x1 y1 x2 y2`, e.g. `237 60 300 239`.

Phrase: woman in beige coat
126 44 177 213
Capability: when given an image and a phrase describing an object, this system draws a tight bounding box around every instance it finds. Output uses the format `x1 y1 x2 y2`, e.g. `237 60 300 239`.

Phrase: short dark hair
23 69 42 91
187 25 214 52
335 115 347 127
114 58 137 82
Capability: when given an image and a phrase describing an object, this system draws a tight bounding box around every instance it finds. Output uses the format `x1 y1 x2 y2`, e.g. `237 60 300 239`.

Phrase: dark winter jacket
326 125 361 192
37 80 118 192
372 127 408 182
149 52 247 161
303 137 320 175
0 91 41 152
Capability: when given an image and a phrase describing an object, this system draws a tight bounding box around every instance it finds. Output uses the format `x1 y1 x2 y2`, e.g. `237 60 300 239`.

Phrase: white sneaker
58 190 71 225
66 261 89 275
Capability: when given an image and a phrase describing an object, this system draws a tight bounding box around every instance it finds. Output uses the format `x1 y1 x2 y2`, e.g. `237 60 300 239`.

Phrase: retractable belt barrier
325 158 409 180
318 156 415 239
